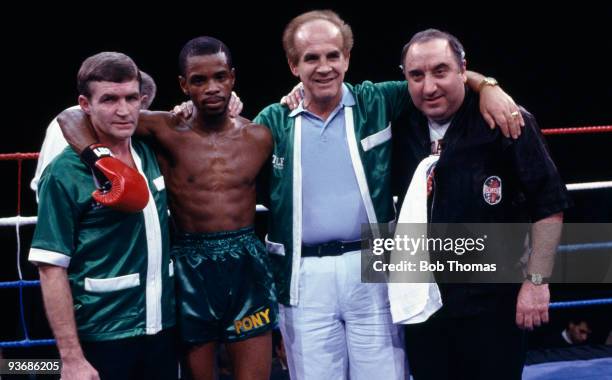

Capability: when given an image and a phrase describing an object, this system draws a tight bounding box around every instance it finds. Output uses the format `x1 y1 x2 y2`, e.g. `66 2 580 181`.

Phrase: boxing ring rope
549 298 612 310
2 178 610 226
557 242 612 253
0 152 55 348
541 125 612 135
566 181 612 191
1 125 611 348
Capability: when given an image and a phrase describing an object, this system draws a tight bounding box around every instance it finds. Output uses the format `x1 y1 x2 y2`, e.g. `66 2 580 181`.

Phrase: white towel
388 155 443 324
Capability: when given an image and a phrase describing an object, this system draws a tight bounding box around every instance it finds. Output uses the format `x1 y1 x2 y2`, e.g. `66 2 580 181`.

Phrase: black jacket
391 88 571 316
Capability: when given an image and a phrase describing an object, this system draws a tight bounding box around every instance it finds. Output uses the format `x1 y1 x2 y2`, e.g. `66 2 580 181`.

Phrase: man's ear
230 68 236 88
461 59 468 83
343 50 350 72
141 94 148 103
178 75 188 95
289 59 300 78
78 95 91 114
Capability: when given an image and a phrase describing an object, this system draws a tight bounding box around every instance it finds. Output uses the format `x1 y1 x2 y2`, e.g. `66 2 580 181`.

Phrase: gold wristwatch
526 273 547 285
478 77 498 92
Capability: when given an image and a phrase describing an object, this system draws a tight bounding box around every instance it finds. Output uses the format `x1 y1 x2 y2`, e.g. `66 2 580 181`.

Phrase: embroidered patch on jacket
272 154 285 170
483 176 502 205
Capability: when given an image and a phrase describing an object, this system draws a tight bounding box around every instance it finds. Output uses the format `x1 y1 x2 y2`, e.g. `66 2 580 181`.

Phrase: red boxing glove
92 157 149 212
81 144 149 213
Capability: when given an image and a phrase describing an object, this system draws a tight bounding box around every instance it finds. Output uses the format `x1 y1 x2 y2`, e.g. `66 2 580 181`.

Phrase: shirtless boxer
58 36 275 380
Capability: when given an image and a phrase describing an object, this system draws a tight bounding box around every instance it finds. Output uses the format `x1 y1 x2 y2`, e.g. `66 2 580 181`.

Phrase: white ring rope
566 181 612 191
0 180 608 228
0 216 37 227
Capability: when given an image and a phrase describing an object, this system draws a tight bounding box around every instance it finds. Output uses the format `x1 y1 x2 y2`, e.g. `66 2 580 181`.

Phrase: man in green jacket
255 10 524 380
29 52 176 380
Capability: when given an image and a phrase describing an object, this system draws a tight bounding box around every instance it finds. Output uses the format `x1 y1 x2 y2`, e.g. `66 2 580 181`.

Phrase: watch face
531 274 542 284
479 77 498 91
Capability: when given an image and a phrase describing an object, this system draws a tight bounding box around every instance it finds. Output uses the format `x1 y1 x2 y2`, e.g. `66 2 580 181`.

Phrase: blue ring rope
1 243 610 348
0 339 56 348
1 299 610 347
549 297 612 309
0 280 40 288
556 241 612 253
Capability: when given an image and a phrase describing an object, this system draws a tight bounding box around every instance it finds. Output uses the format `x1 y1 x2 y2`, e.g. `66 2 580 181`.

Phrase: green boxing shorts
172 226 277 344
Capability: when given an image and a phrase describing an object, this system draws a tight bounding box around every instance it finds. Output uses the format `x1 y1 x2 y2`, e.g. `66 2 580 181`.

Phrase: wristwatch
478 76 498 92
525 273 547 285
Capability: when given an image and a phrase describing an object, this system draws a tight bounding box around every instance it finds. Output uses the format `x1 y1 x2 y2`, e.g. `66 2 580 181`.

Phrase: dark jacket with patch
392 88 571 317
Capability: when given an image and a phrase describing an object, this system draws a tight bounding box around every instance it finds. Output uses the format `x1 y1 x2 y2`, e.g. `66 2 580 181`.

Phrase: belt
301 240 364 257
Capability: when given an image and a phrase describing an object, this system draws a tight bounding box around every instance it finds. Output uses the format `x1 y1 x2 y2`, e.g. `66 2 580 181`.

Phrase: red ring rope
0 153 39 161
0 124 609 162
0 124 609 213
541 125 612 135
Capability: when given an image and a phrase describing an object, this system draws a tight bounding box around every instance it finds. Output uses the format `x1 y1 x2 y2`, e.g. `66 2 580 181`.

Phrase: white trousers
279 250 408 380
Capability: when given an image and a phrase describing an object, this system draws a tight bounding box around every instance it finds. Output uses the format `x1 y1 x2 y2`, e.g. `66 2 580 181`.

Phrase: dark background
1 2 611 360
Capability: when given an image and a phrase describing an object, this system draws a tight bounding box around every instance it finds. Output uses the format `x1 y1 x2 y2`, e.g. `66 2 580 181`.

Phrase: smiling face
288 19 349 110
179 52 235 117
78 79 141 145
403 38 467 123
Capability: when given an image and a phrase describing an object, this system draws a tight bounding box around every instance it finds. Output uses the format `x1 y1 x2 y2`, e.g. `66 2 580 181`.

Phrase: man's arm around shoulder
56 108 175 153
56 108 97 154
137 110 181 136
